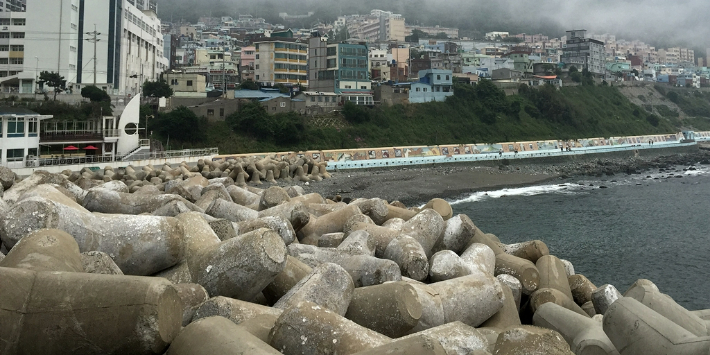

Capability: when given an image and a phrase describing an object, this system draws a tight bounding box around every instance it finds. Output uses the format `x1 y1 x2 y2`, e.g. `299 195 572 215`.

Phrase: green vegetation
149 106 208 144
142 79 174 98
153 83 692 154
658 86 710 118
38 71 66 101
654 105 679 118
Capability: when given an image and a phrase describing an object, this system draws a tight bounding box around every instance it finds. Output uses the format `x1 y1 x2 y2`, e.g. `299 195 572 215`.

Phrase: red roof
533 75 558 79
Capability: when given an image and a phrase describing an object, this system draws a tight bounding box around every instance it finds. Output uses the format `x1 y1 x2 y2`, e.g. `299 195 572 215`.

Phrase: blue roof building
408 69 454 103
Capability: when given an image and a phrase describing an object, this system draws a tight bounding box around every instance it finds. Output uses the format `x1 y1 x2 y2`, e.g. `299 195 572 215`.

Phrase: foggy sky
158 0 710 52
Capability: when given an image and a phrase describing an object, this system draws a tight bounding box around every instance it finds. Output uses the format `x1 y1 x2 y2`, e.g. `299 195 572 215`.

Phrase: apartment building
0 0 25 12
254 31 308 87
406 25 459 39
308 34 372 104
658 47 680 65
0 0 168 95
561 30 605 75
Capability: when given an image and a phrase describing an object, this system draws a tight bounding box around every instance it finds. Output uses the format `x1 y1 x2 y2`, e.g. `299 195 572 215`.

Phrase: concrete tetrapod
167 316 281 355
533 302 620 355
603 297 710 355
530 287 589 317
236 314 280 343
432 214 479 255
384 235 430 281
344 281 423 338
297 204 363 244
0 267 182 355
337 229 375 256
0 229 84 272
397 321 490 355
624 282 708 337
406 282 446 333
422 198 453 221
192 296 283 325
399 209 446 258
496 274 522 310
81 251 124 275
493 325 574 355
350 335 448 355
480 284 522 331
175 212 287 300
263 255 313 304
288 244 401 287
0 185 184 276
205 198 259 223
494 253 540 295
592 284 622 315
172 283 209 326
429 250 471 282
273 262 354 316
569 274 597 306
82 188 201 214
504 240 550 263
429 273 504 327
269 301 392 355
536 255 575 301
234 216 297 245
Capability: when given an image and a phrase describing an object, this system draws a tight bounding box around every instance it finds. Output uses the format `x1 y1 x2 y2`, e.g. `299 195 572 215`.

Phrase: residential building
374 83 410 106
390 46 410 81
503 50 534 74
409 69 453 103
164 73 206 96
0 11 27 92
485 32 509 40
0 107 51 168
2 0 168 95
261 96 305 114
491 68 523 82
308 34 372 104
406 25 459 39
254 31 307 87
294 91 341 114
239 46 256 81
561 30 605 75
361 15 405 43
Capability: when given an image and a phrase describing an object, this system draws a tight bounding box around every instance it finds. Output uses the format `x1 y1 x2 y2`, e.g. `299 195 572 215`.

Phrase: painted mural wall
214 131 709 163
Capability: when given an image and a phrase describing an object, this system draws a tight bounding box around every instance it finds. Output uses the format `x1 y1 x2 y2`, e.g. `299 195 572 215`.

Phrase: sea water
452 164 710 310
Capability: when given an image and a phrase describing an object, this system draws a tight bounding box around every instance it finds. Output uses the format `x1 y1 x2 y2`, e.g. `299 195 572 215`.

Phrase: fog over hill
157 0 710 51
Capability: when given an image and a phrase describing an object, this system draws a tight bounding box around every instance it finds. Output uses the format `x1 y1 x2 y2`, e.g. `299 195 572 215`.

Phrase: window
446 75 449 80
186 80 193 86
10 45 22 51
7 117 24 137
255 64 259 69
256 75 260 80
423 88 428 92
28 148 37 157
11 18 24 26
27 118 37 137
6 148 23 162
272 106 276 111
10 58 22 64
361 86 366 89
11 32 24 38
220 108 224 116
207 109 214 116
310 97 315 102
416 87 420 92
279 102 285 107
345 85 351 89
0 45 7 51
255 54 259 59
170 79 178 85
318 96 322 102
0 33 8 38
437 75 441 80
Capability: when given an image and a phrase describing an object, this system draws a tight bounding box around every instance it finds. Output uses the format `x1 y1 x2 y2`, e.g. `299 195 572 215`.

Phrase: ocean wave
450 183 582 205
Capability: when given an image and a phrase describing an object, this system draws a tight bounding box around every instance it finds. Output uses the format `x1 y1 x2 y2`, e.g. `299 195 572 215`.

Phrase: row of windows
1 148 31 162
0 58 23 64
340 47 367 57
340 69 368 80
0 18 24 26
341 58 367 68
0 32 23 38
0 45 22 51
0 117 38 137
125 10 157 38
274 53 306 61
274 63 307 70
310 96 337 103
274 42 306 51
274 74 306 80
169 79 193 86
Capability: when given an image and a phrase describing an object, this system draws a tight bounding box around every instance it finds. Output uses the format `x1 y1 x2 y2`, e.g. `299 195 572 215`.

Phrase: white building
0 0 168 96
0 107 52 168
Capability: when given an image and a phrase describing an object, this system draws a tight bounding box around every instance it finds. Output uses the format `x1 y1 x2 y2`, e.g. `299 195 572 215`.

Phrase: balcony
40 131 103 142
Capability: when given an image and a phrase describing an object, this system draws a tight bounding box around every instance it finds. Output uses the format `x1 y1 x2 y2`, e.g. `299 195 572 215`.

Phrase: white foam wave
450 183 581 205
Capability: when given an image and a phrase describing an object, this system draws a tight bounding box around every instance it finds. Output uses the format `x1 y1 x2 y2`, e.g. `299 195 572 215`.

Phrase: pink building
240 46 256 81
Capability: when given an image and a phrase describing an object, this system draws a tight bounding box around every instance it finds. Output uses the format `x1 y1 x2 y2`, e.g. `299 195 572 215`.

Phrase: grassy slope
171 85 686 154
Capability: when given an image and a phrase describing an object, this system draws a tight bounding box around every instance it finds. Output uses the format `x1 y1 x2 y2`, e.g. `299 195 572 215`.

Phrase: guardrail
21 147 219 168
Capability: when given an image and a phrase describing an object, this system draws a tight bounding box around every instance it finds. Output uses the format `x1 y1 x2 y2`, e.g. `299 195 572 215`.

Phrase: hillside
616 84 710 132
152 82 707 155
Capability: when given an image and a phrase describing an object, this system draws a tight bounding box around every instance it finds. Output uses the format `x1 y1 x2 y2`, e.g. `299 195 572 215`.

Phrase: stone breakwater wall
0 164 709 354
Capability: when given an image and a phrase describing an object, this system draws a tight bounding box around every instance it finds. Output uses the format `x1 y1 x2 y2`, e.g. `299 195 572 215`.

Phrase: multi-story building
659 47 680 65
0 107 51 168
561 30 605 75
1 0 25 12
308 33 372 104
254 30 307 87
239 46 256 82
0 0 168 95
406 25 459 39
409 69 453 103
0 11 27 92
485 32 509 40
360 16 405 43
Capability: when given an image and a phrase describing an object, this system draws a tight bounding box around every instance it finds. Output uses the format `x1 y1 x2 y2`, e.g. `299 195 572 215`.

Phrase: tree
341 101 370 123
237 80 259 90
142 79 173 98
569 66 578 73
38 71 66 101
410 48 421 60
434 32 449 39
81 86 110 102
631 69 640 77
405 29 427 43
153 106 206 143
274 83 290 94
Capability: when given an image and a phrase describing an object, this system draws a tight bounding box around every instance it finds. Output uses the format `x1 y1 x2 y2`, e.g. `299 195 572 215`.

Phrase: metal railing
20 147 219 168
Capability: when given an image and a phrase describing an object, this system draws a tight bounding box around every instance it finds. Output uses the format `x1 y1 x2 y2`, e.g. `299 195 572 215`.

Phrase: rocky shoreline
0 151 709 354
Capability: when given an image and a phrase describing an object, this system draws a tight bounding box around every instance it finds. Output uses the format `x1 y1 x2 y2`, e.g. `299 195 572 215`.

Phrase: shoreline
304 145 710 205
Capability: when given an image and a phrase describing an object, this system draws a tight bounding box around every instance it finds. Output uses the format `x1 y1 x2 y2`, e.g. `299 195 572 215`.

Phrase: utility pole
85 24 101 85
222 48 226 98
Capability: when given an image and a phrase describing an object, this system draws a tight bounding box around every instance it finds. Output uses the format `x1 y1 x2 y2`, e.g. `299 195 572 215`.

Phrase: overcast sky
159 0 710 51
